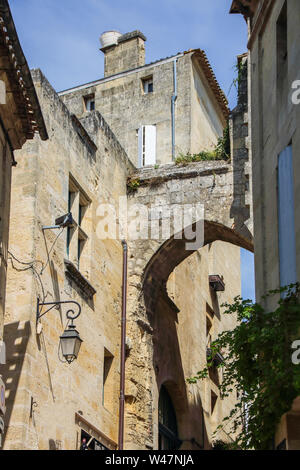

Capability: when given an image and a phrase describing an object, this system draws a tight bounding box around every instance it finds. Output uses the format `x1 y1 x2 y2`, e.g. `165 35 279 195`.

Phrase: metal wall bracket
36 298 81 327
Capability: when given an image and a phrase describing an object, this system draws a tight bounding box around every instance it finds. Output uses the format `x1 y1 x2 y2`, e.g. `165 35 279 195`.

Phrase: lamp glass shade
60 326 82 363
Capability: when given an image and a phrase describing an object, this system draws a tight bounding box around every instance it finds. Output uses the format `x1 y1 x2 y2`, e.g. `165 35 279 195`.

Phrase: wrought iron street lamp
36 298 83 363
59 324 82 364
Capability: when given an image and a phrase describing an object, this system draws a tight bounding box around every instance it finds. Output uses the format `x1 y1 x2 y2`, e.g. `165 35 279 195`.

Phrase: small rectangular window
84 94 95 112
211 390 218 415
142 76 153 94
103 349 114 411
276 2 288 98
66 175 90 273
206 315 212 348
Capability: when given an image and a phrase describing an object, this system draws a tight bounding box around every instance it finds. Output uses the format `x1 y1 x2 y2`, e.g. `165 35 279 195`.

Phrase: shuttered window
138 125 156 167
278 145 297 288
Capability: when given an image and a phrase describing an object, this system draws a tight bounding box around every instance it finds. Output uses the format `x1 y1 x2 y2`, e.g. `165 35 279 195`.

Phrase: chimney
100 30 146 77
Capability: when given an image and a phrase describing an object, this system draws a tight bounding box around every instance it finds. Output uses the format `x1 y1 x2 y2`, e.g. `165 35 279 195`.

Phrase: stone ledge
128 161 230 188
118 30 147 43
64 259 96 299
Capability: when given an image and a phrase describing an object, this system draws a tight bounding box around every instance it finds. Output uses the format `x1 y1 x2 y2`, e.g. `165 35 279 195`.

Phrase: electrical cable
40 227 64 275
8 250 46 303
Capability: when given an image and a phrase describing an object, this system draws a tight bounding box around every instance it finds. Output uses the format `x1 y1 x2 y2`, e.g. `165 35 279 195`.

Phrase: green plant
127 178 141 193
212 440 237 450
154 164 160 169
175 123 230 165
228 59 247 96
188 283 300 450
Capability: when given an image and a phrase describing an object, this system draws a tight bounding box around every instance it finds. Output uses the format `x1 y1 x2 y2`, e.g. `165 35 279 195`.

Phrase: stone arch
143 219 254 315
124 219 253 449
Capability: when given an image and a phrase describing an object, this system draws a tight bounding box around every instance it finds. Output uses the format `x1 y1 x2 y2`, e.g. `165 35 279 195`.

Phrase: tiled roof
0 0 48 143
230 0 255 17
186 49 229 120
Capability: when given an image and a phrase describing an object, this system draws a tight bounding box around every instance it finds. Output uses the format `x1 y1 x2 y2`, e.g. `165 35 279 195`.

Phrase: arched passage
139 220 253 450
143 220 253 315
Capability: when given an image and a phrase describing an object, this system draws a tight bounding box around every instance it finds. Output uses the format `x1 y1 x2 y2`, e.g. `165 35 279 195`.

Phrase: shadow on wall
230 55 252 244
152 290 208 450
188 389 210 449
1 321 31 447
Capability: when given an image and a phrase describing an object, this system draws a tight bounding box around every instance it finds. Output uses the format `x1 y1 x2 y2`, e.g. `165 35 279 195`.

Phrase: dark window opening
103 349 114 410
276 1 288 99
142 76 153 94
158 385 181 450
84 94 95 112
80 430 109 451
211 390 218 414
276 439 287 450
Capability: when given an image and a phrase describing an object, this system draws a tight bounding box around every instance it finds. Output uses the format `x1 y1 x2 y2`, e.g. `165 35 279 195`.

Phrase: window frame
84 94 95 112
142 76 154 95
67 174 91 273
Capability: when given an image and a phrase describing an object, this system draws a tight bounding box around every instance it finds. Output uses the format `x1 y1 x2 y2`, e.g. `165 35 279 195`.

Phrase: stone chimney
100 30 146 77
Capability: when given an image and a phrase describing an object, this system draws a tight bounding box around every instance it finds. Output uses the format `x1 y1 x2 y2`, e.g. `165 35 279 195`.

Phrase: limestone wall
2 69 133 450
0 125 13 342
60 51 225 167
122 159 244 449
250 0 300 302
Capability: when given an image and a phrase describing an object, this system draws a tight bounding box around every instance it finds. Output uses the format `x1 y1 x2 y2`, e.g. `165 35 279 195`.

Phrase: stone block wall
2 69 133 450
0 125 13 342
60 51 225 168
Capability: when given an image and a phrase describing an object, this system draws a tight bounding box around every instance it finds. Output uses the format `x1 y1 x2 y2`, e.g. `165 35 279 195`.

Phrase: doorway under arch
158 385 181 450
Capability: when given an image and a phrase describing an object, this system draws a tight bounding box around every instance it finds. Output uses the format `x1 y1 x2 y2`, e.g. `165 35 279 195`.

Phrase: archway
143 220 253 315
123 218 253 449
143 220 253 449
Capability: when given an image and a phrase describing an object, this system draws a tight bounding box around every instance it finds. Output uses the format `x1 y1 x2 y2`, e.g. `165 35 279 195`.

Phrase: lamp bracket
36 298 81 326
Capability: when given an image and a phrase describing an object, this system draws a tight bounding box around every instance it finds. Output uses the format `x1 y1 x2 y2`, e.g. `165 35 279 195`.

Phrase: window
66 175 91 273
103 348 114 411
206 303 214 348
206 315 213 348
211 390 218 415
276 2 288 100
142 76 153 94
158 385 181 450
278 145 297 289
80 430 109 451
138 125 156 167
84 94 95 112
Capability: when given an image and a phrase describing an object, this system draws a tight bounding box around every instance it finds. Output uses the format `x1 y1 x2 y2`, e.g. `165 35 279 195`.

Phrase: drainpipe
118 240 128 450
171 59 178 161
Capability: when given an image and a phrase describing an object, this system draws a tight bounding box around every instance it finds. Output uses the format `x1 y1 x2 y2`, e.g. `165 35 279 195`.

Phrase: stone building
0 0 47 445
59 30 229 166
230 0 300 450
1 28 250 450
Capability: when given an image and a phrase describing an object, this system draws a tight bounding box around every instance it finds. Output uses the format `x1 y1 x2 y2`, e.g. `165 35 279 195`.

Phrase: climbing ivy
188 283 300 450
228 59 247 96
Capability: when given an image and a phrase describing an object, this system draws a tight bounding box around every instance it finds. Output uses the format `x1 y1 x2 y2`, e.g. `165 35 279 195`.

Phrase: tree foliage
188 284 300 449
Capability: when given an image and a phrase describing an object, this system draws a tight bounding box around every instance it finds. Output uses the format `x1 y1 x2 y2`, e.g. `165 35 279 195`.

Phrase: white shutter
138 127 143 168
144 125 156 166
278 145 297 288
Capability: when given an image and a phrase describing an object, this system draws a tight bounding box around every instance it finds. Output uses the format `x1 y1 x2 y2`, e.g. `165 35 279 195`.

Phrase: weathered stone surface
2 30 252 451
60 49 227 168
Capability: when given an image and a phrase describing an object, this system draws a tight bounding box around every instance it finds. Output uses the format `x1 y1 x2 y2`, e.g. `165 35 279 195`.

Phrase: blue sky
9 0 255 301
